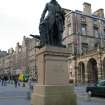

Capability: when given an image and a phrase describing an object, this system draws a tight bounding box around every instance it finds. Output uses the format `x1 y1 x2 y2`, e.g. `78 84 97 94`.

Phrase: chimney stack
93 9 104 18
83 2 91 15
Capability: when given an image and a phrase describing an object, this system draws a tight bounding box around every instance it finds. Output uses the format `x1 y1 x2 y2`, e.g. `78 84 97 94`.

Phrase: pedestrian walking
14 76 18 88
1 75 4 86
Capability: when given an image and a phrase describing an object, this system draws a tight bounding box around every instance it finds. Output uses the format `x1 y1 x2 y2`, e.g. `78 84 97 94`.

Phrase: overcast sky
0 0 105 51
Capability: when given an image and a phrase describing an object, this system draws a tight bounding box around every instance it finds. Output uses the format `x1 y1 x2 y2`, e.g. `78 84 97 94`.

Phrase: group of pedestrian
0 75 8 86
0 74 34 88
0 75 21 88
13 76 18 88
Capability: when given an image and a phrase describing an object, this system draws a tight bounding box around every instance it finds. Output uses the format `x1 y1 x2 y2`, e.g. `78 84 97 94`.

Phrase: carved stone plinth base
31 85 77 105
31 46 77 105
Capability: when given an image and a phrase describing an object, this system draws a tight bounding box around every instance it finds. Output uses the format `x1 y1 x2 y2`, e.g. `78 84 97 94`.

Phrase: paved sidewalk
0 83 105 105
0 82 31 105
0 98 30 105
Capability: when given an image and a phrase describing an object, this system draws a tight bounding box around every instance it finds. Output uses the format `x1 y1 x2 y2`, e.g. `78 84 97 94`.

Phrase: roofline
65 10 105 21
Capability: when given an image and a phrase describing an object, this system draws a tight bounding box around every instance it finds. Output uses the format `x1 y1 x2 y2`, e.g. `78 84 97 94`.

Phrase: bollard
22 83 25 87
27 91 31 100
87 91 91 101
30 85 33 91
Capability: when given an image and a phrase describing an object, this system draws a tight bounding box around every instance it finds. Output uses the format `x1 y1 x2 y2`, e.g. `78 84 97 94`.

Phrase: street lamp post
73 53 78 86
97 46 103 79
30 34 40 82
99 52 103 79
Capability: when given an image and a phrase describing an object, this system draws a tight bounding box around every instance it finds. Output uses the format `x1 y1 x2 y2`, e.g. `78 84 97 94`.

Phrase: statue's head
50 0 56 2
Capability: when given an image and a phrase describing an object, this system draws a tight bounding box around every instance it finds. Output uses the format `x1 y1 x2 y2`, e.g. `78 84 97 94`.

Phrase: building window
70 72 72 77
68 23 71 35
94 28 99 38
19 48 21 52
93 18 97 23
80 16 86 23
103 29 105 39
94 42 98 49
93 18 98 27
81 24 87 35
67 43 72 53
81 43 88 53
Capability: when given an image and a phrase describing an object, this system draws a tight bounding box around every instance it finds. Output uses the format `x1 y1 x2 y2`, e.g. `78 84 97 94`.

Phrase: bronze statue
39 0 65 47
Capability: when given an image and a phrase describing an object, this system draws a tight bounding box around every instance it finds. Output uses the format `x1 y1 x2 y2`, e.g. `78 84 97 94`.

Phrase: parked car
86 80 105 97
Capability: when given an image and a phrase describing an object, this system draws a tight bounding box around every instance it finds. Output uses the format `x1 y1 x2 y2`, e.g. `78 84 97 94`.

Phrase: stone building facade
63 2 105 84
0 50 8 75
0 36 39 80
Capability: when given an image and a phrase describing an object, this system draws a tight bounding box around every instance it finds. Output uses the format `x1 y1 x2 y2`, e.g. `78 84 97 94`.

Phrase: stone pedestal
31 46 77 105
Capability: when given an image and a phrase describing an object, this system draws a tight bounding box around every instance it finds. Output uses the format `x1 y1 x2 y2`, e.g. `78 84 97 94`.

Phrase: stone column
31 46 77 105
97 59 102 80
85 62 88 83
